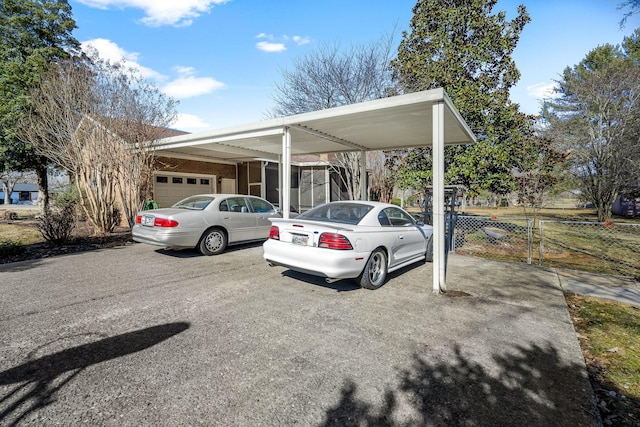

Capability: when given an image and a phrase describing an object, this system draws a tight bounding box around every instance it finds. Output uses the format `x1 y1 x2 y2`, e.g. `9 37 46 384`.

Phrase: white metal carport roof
155 88 476 293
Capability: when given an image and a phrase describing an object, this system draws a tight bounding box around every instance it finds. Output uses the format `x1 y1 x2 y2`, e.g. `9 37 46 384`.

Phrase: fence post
527 218 533 264
538 221 545 266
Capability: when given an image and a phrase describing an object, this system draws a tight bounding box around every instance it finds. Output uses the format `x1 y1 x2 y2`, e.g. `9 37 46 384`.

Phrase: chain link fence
414 212 639 279
451 216 533 264
539 221 640 279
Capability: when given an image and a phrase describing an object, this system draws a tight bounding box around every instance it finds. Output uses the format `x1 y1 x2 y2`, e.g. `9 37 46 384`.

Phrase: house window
19 191 30 202
200 179 210 185
187 178 197 184
156 176 168 183
172 177 183 184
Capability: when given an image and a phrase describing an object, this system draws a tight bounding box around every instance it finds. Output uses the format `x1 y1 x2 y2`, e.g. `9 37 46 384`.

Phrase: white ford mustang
263 201 433 289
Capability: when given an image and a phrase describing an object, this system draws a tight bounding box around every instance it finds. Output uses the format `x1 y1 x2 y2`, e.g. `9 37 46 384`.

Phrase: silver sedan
132 194 280 255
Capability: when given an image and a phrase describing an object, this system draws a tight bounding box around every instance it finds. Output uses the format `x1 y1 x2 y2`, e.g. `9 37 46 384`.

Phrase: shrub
37 203 76 245
0 239 25 257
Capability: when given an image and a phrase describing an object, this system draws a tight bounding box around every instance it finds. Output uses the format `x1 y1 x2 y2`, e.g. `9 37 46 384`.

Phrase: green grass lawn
566 294 640 426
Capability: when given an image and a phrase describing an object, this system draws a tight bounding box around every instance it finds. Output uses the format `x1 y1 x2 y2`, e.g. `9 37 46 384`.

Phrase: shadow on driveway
0 322 189 426
320 343 596 426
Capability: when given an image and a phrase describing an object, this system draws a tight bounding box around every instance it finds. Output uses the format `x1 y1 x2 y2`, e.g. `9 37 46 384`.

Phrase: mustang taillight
269 225 280 240
318 233 353 250
153 218 179 227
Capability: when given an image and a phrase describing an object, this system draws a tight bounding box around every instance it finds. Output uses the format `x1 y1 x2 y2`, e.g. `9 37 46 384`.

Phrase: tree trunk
36 164 49 210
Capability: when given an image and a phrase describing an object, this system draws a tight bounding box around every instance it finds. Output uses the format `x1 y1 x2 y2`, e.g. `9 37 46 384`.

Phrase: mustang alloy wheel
358 248 388 290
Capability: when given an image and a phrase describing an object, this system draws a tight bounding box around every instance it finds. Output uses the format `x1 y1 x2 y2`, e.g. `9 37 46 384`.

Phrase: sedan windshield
297 203 373 225
172 196 214 210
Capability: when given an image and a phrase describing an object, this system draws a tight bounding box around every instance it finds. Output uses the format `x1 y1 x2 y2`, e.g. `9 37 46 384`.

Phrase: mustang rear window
298 203 373 225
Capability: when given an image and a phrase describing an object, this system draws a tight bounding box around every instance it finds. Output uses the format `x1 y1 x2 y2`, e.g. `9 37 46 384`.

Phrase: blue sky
69 0 640 132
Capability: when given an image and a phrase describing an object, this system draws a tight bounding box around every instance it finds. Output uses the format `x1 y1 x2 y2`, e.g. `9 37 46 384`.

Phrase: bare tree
269 34 396 200
19 51 177 233
512 135 567 225
618 0 640 27
367 151 394 202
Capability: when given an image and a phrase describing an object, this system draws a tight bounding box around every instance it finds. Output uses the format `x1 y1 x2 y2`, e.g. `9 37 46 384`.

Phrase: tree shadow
0 322 190 426
320 343 600 426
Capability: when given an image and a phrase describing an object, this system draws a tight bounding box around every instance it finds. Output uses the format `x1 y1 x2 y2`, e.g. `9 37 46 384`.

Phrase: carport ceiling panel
172 144 278 161
292 107 434 152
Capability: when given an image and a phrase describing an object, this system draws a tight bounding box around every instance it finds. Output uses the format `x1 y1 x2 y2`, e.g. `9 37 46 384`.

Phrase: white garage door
153 173 215 208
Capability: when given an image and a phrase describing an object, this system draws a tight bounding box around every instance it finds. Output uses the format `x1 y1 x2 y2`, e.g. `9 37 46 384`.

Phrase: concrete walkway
554 268 640 307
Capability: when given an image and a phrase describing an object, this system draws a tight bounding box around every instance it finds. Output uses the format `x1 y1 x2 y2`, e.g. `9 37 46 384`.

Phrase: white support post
324 167 329 203
282 127 292 219
432 101 446 293
360 150 367 200
277 154 282 210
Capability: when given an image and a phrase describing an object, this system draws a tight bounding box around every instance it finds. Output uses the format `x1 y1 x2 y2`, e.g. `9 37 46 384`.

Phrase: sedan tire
199 228 227 255
358 248 388 290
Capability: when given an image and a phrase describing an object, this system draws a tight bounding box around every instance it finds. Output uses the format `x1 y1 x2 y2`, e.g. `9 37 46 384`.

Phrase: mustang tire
358 248 388 290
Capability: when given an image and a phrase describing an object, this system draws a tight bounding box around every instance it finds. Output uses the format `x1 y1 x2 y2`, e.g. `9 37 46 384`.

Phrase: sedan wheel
199 228 227 255
358 249 387 290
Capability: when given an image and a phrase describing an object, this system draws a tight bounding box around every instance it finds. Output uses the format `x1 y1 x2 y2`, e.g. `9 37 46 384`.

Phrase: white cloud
162 67 225 98
292 36 310 46
81 38 166 80
255 33 309 52
82 39 225 100
173 113 210 131
527 82 559 99
75 0 229 27
256 41 286 53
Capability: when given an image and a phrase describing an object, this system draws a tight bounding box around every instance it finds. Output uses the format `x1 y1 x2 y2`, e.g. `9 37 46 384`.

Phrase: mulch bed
0 218 134 264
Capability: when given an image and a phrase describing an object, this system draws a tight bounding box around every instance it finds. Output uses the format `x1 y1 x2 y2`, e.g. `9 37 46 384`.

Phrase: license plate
292 234 308 246
142 215 154 226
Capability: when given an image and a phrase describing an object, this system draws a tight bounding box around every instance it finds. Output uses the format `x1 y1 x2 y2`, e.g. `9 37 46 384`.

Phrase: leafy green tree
543 37 640 221
0 0 80 208
390 0 534 198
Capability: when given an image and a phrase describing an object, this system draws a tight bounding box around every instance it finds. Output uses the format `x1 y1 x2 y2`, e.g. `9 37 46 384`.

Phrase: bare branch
18 51 177 233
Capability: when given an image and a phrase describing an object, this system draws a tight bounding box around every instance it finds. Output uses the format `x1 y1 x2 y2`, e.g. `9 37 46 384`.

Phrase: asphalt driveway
0 243 599 426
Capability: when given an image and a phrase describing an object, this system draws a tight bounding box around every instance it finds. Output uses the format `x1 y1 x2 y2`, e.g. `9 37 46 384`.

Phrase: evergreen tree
390 0 534 197
0 0 80 207
543 33 640 221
